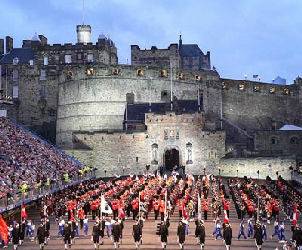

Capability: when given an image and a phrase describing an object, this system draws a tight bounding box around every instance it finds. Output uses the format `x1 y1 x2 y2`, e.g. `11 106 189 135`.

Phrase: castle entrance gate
164 148 180 171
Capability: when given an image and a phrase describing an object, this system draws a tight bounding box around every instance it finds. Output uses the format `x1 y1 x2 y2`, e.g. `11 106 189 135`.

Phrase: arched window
126 93 135 104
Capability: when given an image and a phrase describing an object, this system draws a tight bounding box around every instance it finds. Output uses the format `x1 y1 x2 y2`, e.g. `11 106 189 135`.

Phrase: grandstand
0 117 94 212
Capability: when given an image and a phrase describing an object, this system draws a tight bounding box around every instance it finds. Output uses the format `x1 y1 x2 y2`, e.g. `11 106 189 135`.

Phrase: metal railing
0 170 96 214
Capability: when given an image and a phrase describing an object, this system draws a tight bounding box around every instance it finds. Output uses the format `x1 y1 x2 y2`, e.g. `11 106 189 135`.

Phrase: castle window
136 157 139 163
87 54 94 63
269 87 276 94
64 54 72 64
40 69 46 80
77 53 82 60
271 137 279 145
0 109 7 117
43 56 48 66
222 82 228 90
195 75 201 81
12 69 18 81
126 93 135 104
12 86 19 98
40 85 47 98
29 60 34 66
253 85 260 92
13 57 19 65
48 108 56 117
290 137 299 145
161 90 170 101
238 83 245 90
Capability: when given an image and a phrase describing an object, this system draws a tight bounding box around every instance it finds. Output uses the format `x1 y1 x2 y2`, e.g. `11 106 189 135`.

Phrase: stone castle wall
56 65 222 147
222 79 301 132
219 157 295 180
67 112 225 177
131 44 180 68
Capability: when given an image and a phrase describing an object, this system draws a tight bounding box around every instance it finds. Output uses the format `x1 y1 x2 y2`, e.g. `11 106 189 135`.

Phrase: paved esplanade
16 201 293 249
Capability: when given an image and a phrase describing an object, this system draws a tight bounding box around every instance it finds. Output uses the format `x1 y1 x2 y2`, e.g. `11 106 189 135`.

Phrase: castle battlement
222 78 299 97
58 63 220 85
145 112 204 127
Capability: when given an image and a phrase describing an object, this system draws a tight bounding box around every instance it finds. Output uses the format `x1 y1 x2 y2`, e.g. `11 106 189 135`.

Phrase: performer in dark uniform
19 219 26 245
70 220 76 244
195 220 206 249
44 218 50 245
223 222 232 250
12 223 20 250
293 225 302 249
254 221 263 250
100 218 105 245
177 221 186 250
132 221 142 249
91 222 101 250
36 222 46 250
159 220 169 249
112 220 121 249
63 222 72 249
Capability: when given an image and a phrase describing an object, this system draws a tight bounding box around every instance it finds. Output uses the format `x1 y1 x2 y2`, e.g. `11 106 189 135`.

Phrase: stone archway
164 148 180 171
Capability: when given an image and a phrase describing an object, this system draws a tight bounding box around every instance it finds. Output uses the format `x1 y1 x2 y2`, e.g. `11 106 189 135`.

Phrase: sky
0 0 301 83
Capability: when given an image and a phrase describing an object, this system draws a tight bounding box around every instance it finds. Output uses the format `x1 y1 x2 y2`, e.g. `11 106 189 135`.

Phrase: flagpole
197 88 201 112
198 194 201 220
125 102 128 131
165 189 168 219
170 61 173 111
138 192 141 217
257 170 260 221
100 193 102 219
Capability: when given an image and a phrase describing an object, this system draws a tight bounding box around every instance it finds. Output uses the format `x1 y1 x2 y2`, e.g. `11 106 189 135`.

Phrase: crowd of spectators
0 117 84 202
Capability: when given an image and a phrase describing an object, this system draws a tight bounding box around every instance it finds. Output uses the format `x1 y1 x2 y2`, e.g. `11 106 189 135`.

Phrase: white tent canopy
279 124 302 131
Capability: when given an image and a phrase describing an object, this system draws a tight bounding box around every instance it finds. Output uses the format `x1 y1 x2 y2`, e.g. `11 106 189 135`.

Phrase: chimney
5 36 13 53
0 39 4 55
39 35 48 46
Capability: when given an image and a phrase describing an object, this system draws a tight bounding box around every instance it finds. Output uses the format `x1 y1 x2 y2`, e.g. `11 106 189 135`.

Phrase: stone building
69 112 225 176
0 25 118 142
131 35 211 70
1 24 302 179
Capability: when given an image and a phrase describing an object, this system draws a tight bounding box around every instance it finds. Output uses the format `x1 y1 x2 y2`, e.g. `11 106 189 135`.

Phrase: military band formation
0 173 302 249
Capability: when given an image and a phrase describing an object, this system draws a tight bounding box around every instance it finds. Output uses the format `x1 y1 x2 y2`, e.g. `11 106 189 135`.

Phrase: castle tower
76 24 91 44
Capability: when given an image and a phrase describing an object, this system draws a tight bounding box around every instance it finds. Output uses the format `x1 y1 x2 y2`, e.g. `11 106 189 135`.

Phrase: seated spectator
0 117 84 203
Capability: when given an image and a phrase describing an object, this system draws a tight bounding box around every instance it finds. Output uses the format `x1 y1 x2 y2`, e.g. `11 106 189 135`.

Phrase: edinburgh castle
1 24 301 179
